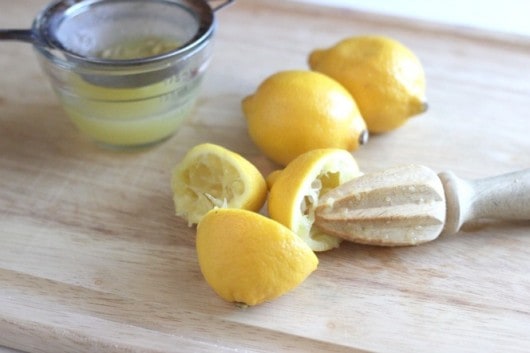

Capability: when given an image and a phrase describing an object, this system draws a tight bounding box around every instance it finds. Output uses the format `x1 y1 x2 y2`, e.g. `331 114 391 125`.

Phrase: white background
298 0 530 37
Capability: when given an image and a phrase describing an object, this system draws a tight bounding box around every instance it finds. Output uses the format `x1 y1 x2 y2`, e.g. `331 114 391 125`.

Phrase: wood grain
1 1 529 352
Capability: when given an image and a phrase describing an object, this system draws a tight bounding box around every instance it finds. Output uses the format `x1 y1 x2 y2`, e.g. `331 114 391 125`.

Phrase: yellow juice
54 37 202 147
57 74 201 147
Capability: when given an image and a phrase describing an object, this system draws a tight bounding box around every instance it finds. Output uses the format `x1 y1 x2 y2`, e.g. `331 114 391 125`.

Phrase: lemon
265 169 282 189
309 35 427 133
171 143 267 225
196 208 318 306
267 148 362 251
242 70 368 166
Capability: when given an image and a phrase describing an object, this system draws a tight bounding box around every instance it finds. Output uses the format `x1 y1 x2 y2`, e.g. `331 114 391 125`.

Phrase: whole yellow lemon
309 35 427 133
242 70 368 166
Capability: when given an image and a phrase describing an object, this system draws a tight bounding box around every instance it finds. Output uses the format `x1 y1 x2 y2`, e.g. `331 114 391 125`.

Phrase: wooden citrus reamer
314 165 530 246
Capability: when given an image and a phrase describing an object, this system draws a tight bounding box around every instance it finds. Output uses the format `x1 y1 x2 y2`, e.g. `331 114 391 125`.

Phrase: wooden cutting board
1 1 529 352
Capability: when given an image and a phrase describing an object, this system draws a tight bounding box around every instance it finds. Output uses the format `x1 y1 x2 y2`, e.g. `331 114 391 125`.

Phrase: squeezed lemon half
267 148 362 251
171 143 267 225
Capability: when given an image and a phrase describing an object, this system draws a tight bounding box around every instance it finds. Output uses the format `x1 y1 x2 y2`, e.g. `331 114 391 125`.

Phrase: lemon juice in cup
54 46 208 147
59 72 202 148
55 35 204 147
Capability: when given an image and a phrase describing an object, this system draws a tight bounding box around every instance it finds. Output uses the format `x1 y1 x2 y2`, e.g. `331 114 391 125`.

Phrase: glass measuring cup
1 0 233 149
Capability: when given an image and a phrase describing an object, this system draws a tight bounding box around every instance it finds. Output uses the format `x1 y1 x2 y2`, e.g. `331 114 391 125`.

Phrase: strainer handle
209 0 235 12
0 29 33 43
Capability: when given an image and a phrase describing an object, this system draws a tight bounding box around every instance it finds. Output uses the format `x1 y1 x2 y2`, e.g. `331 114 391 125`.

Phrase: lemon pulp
94 36 180 60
